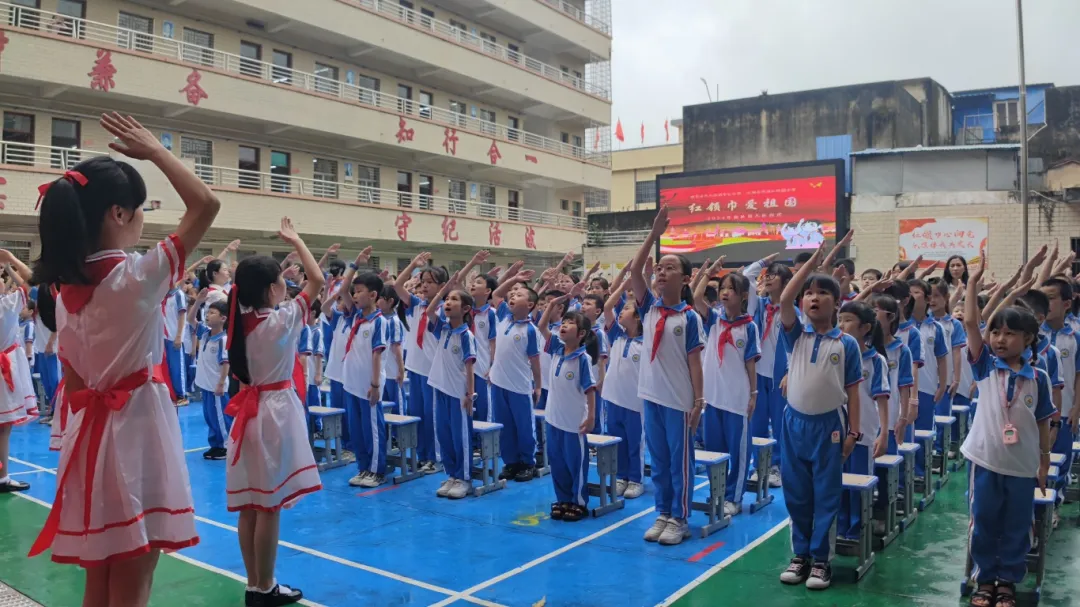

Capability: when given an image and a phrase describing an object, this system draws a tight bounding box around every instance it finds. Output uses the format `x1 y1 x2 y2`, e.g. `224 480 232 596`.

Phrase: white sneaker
644 515 671 542
749 469 759 483
436 478 454 497
658 517 691 545
768 465 782 488
447 479 470 499
342 450 357 464
358 473 381 488
623 482 645 499
723 501 742 516
348 472 369 487
615 479 628 497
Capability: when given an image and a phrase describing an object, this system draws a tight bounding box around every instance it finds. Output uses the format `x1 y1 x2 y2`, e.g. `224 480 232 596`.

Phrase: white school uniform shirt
702 310 760 415
896 319 925 369
382 315 404 381
854 348 890 447
33 313 53 355
1045 322 1078 415
472 303 497 378
323 307 351 383
884 337 915 429
342 309 387 398
754 295 795 381
590 324 609 386
545 335 597 433
915 316 948 396
934 313 966 386
194 323 228 392
961 344 1054 477
636 290 705 412
163 289 187 342
602 321 643 413
299 324 323 386
427 315 476 399
403 295 438 376
489 302 540 396
538 320 561 390
1033 338 1064 393
781 320 863 416
0 289 26 354
21 320 34 367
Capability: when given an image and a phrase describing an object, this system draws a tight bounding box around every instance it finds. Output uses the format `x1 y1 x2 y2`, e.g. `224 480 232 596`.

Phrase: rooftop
851 144 1021 157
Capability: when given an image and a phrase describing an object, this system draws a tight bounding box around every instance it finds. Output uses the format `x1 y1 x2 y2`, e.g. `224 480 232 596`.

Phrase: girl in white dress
28 112 220 607
225 217 323 607
0 250 35 493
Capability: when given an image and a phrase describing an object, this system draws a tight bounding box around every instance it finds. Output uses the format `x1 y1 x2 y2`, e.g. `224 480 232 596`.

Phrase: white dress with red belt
29 235 199 567
225 292 321 512
0 286 33 426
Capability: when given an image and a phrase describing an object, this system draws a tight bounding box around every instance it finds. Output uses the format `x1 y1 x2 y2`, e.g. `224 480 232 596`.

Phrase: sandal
550 502 565 520
0 479 30 493
562 504 588 522
970 584 995 607
994 583 1016 607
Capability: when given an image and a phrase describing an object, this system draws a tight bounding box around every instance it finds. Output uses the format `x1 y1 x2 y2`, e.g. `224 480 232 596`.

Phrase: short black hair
208 300 229 317
834 258 855 277
352 271 384 294
1043 277 1074 302
794 252 813 264
1020 289 1050 318
862 268 882 280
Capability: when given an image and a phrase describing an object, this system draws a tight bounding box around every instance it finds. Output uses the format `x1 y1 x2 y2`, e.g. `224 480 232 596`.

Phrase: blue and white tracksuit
489 302 540 469
545 336 596 507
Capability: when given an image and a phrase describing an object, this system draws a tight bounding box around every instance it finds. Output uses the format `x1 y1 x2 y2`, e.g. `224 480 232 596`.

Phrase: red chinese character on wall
442 127 458 155
179 69 208 106
0 176 7 211
442 217 459 242
524 155 538 164
488 221 502 246
88 49 117 92
525 226 537 250
0 30 9 69
395 212 412 241
487 140 502 165
396 117 415 144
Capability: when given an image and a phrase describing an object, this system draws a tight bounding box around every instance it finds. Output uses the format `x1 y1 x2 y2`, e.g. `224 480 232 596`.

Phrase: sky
610 0 1080 147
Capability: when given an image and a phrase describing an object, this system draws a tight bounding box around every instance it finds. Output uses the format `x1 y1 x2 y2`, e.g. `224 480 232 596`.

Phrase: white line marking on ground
184 446 209 453
9 469 54 476
430 479 712 607
656 519 791 606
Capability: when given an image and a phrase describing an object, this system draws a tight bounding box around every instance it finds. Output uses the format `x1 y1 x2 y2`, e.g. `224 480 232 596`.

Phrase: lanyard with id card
999 370 1024 445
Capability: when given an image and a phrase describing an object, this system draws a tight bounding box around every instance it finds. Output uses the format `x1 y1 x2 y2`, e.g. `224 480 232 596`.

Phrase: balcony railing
534 0 611 35
586 229 650 247
0 142 587 230
0 2 610 167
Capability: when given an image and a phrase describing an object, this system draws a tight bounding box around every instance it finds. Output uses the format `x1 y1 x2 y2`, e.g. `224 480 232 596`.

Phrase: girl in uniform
321 275 357 458
930 279 966 453
378 285 407 415
28 113 219 606
869 294 916 488
225 217 324 606
0 250 34 492
164 281 188 405
300 305 324 412
752 260 795 488
908 279 948 480
32 287 61 420
470 274 498 422
602 275 645 499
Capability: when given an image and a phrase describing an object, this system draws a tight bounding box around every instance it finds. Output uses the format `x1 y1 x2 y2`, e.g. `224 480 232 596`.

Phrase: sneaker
447 479 470 499
779 556 810 584
248 583 303 607
436 478 454 497
1052 509 1061 530
644 515 671 542
342 450 357 464
768 465 782 488
175 398 189 407
723 501 742 516
0 479 30 493
749 470 759 484
38 415 52 425
420 460 438 474
623 482 645 499
615 479 628 497
498 463 518 481
348 471 370 487
805 561 832 590
203 447 227 460
514 466 535 482
658 518 691 545
359 473 382 488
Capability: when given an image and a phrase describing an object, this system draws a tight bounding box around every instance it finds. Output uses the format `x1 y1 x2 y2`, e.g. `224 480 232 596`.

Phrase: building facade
0 0 612 269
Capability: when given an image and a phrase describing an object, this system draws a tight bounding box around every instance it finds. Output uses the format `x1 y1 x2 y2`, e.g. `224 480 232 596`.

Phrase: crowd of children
2 114 1078 605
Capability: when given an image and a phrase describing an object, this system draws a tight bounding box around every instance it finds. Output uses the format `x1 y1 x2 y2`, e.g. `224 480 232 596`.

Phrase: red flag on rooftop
640 122 645 144
614 119 624 143
594 129 600 150
664 119 670 142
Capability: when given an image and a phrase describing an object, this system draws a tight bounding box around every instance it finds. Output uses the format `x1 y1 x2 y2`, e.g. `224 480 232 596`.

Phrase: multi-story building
0 0 612 270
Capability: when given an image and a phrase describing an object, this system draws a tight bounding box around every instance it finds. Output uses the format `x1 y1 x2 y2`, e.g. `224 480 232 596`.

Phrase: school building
0 0 612 271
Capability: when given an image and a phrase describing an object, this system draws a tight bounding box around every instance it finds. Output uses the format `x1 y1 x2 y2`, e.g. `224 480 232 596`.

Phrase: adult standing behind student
28 112 220 607
941 254 969 295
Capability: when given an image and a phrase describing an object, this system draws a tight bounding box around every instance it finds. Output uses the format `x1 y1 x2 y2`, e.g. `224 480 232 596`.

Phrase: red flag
664 119 670 142
594 129 600 150
640 122 645 144
615 119 624 143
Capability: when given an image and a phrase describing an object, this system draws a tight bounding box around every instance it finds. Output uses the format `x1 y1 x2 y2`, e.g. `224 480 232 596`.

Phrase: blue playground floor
7 401 790 607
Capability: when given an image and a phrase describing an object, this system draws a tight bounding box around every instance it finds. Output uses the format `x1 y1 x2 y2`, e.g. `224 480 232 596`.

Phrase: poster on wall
898 217 988 266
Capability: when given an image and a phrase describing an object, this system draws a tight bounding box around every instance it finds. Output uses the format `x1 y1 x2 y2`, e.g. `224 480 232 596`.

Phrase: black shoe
514 466 535 482
779 556 810 585
498 463 518 481
805 561 832 590
248 584 303 607
0 479 30 493
203 447 227 460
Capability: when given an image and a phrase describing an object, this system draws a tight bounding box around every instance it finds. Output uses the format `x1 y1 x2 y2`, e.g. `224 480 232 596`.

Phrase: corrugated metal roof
952 83 1055 98
851 144 1021 157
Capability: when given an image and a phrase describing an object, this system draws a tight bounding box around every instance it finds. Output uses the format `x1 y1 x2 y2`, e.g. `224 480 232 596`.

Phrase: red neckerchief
717 315 752 365
416 308 428 349
345 310 382 357
764 303 780 339
651 307 680 362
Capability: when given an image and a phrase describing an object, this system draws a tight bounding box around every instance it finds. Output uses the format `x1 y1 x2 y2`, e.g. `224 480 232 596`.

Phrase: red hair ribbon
35 170 89 210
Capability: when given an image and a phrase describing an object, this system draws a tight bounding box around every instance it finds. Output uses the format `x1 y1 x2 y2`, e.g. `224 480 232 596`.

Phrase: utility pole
1016 0 1029 262
700 77 713 102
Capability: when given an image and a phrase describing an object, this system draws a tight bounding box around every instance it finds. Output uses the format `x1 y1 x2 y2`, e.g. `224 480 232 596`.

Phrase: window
479 32 497 54
448 180 466 214
397 84 413 114
450 100 467 128
357 74 380 106
182 27 215 67
2 112 34 166
314 63 339 96
50 118 80 169
418 175 433 210
479 185 496 217
449 19 467 41
397 171 413 208
507 190 520 221
479 109 496 135
572 70 583 89
117 12 153 53
9 0 40 30
419 91 433 119
398 0 414 23
507 43 520 63
994 100 1020 128
356 165 380 204
508 116 520 142
54 0 85 39
271 50 293 85
270 150 291 193
634 180 657 206
238 146 260 189
313 158 339 198
560 199 569 211
239 41 262 78
180 136 213 182
572 200 581 217
560 132 570 144
572 135 582 148
419 7 434 29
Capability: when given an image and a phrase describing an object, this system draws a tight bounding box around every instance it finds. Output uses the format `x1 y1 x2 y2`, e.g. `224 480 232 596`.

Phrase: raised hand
356 246 374 265
411 251 432 267
101 113 164 160
326 243 341 256
277 217 299 244
226 239 241 252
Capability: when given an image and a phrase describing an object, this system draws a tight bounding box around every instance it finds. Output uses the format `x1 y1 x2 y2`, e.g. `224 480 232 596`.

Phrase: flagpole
1016 0 1030 262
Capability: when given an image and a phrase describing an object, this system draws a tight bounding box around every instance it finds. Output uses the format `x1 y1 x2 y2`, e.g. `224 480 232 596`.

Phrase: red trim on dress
227 483 323 513
226 464 320 495
51 536 200 568
56 507 196 536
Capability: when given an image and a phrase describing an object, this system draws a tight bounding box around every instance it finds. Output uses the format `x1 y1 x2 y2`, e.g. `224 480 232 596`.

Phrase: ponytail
563 311 599 362
34 283 58 332
868 317 887 358
840 300 886 357
680 284 694 310
226 287 251 385
227 256 282 386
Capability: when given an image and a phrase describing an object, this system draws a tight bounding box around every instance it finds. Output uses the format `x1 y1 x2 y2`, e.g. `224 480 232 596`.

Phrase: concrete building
0 0 612 269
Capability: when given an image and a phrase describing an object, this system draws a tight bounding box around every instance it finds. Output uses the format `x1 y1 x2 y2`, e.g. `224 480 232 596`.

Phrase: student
694 261 760 516
602 273 646 498
378 285 407 415
579 293 609 433
164 281 189 406
792 252 813 273
32 290 61 420
299 305 325 411
589 276 610 298
961 260 1053 607
538 290 597 522
869 294 916 489
198 258 232 310
20 301 35 414
536 289 569 410
751 259 795 487
1040 277 1079 505
489 270 543 483
320 267 360 460
629 207 705 547
860 268 883 292
188 294 231 461
907 278 948 480
29 114 219 607
776 243 863 590
225 218 323 606
470 274 498 422
953 301 977 422
0 251 34 491
339 265 388 489
929 279 966 435
836 301 889 540
322 257 347 354
833 258 858 303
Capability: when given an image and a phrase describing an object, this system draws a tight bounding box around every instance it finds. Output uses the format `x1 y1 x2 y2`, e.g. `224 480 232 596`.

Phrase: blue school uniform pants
473 375 491 422
703 406 749 503
547 422 589 506
200 389 232 450
382 379 404 415
751 374 786 467
968 465 1036 584
434 389 472 480
185 352 196 395
408 372 437 462
164 339 186 400
606 404 644 483
491 385 535 468
914 391 937 479
838 443 873 539
34 353 61 408
345 391 387 476
593 398 605 435
1052 419 1074 501
886 427 914 492
781 407 844 562
330 380 350 451
644 401 695 520
934 391 954 452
